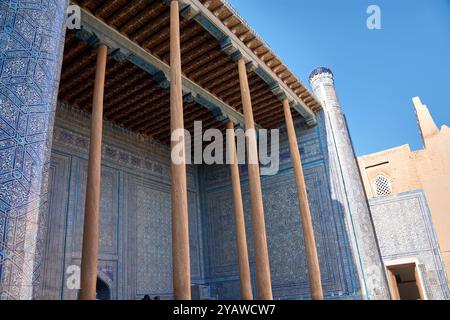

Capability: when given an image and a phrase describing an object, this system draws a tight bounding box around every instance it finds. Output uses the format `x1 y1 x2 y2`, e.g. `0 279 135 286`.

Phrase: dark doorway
96 278 111 300
387 263 425 300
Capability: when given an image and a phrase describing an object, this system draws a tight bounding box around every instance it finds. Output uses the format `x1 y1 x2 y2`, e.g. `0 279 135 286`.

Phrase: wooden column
226 121 253 300
282 98 323 300
237 58 273 300
170 0 191 300
79 44 108 300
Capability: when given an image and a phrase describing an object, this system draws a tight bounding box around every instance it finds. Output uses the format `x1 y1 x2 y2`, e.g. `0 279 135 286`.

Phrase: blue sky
227 0 450 155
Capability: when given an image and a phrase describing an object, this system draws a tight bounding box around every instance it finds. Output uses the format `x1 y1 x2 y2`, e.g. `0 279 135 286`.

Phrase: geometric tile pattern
0 2 405 302
40 104 368 300
0 0 67 300
136 185 173 296
200 119 361 300
39 105 202 300
39 105 386 300
370 190 450 300
52 103 197 190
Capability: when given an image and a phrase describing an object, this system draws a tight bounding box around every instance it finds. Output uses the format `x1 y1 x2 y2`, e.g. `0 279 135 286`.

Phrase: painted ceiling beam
74 4 258 129
177 0 317 126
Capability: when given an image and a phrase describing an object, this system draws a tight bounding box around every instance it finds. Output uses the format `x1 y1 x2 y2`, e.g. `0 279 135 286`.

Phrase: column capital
75 29 102 48
211 108 228 123
154 71 171 89
227 115 238 125
270 83 288 101
180 2 200 20
225 114 242 128
304 116 317 127
76 30 131 64
220 37 253 63
220 36 241 59
245 60 257 73
109 48 130 62
227 115 245 130
183 92 197 103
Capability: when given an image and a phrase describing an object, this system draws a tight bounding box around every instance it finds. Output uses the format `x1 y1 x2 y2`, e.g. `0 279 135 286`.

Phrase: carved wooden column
80 44 108 300
282 98 323 300
226 121 253 300
170 0 191 300
237 57 273 300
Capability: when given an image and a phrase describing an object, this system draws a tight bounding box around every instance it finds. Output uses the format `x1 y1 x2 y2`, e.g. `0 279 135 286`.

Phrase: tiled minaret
309 68 391 300
0 1 68 299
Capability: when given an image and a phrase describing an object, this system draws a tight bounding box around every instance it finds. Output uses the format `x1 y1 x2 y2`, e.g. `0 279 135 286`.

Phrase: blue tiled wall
369 190 450 300
38 104 203 300
38 105 364 300
0 0 68 299
199 113 361 300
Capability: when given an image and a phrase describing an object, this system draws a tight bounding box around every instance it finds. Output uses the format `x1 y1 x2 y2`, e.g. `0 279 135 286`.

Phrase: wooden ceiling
200 0 320 112
59 32 224 145
59 0 319 146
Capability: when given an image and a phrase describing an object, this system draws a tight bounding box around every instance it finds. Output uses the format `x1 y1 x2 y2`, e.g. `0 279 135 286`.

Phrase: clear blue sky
227 0 450 155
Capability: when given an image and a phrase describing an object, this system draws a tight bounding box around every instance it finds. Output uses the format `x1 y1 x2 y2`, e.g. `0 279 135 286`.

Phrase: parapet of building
358 97 450 299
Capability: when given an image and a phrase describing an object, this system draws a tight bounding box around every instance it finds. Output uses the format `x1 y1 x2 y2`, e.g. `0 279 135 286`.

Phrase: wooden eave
59 0 320 146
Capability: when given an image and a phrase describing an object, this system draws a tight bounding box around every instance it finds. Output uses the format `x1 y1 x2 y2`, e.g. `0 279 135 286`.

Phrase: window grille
374 175 392 197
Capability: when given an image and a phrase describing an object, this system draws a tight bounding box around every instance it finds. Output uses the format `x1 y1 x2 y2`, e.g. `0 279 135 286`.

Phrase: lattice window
374 175 392 197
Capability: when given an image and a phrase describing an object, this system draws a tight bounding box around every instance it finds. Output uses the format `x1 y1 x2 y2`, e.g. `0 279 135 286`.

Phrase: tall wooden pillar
170 0 191 300
226 121 253 300
282 98 323 300
79 44 108 300
237 58 273 300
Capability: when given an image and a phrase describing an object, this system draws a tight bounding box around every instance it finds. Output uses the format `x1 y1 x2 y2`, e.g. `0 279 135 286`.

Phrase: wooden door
387 268 400 300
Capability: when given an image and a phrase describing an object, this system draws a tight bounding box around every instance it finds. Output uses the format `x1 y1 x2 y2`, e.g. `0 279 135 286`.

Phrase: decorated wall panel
0 0 68 299
369 191 450 300
200 121 361 300
39 104 203 300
